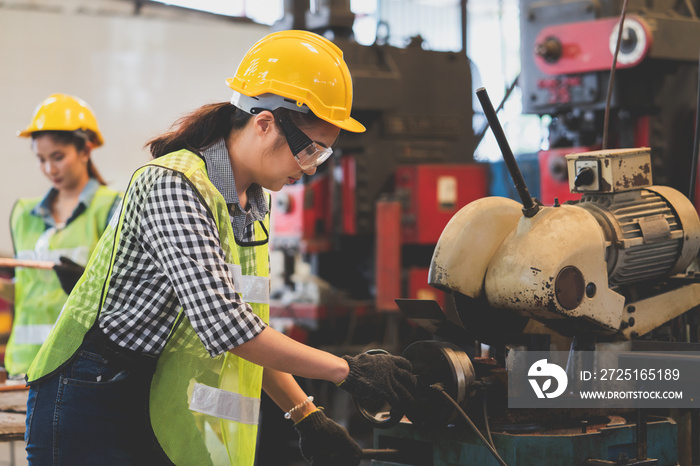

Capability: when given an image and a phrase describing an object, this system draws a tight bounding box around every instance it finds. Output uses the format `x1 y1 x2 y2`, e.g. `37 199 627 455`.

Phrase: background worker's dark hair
146 102 322 159
31 130 107 185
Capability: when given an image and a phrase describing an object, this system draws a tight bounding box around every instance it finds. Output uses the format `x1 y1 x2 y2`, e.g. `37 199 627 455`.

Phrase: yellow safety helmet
227 30 365 133
18 93 104 147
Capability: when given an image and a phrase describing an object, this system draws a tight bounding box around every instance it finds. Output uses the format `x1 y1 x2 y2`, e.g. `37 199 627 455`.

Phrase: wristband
284 395 314 420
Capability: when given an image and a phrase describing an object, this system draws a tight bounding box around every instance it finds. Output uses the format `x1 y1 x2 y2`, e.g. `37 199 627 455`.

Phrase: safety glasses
277 115 333 171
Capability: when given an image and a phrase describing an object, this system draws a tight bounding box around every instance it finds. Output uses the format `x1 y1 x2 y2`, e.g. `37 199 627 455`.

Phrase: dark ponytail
87 160 106 185
146 102 252 158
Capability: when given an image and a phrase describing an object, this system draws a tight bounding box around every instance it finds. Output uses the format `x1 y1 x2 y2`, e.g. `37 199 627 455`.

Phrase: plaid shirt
99 139 269 357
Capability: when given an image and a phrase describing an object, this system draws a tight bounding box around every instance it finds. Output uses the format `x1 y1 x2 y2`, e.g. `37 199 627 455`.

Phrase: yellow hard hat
18 93 104 147
227 30 365 133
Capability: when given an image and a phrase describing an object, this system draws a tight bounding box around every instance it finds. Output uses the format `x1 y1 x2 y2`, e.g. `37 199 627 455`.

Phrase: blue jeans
25 341 168 465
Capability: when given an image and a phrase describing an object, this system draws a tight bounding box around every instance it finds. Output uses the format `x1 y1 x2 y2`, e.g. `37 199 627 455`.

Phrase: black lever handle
476 87 540 217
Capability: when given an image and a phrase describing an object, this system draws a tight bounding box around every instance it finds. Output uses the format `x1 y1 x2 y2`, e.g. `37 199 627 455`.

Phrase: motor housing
578 186 700 286
567 148 700 286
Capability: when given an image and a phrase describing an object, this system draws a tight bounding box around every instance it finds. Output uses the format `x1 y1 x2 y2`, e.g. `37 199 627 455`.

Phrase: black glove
53 256 85 295
294 409 362 466
339 353 416 410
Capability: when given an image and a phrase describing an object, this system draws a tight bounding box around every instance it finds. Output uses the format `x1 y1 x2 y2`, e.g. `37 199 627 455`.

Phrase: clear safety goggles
277 115 333 171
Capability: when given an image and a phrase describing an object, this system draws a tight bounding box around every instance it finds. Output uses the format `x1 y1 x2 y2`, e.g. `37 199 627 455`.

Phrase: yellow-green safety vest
6 185 121 375
27 150 270 466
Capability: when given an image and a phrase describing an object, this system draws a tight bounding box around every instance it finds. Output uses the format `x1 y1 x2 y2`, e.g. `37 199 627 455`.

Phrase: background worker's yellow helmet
227 30 365 133
18 93 105 147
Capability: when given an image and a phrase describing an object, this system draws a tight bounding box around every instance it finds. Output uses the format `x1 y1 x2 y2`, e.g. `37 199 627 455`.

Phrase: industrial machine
350 1 700 461
520 0 700 206
355 88 700 465
264 1 700 465
433 145 700 341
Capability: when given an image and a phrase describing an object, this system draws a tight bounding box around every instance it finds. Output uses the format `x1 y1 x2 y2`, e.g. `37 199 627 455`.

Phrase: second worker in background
1 94 121 377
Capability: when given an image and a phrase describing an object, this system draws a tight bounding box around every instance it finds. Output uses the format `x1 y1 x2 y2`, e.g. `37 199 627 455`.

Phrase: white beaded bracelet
284 395 314 420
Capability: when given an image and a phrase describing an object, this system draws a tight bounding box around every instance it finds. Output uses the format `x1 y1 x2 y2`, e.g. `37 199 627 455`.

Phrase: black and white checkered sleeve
138 170 266 356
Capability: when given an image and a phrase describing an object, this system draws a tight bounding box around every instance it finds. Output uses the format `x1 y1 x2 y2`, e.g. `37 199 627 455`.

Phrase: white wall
0 5 269 255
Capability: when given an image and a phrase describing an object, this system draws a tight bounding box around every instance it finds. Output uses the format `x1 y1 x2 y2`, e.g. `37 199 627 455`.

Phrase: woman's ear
80 143 93 163
253 110 277 137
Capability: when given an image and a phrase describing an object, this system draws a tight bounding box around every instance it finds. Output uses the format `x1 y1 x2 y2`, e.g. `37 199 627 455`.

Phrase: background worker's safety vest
27 150 270 466
6 185 120 375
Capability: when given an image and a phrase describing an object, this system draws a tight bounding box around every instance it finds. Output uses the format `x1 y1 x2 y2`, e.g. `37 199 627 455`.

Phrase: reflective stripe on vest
228 264 270 304
16 246 90 266
190 383 261 424
10 324 54 345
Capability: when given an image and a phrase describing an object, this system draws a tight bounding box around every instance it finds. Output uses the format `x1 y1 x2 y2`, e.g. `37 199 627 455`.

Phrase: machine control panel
572 159 599 191
566 148 652 194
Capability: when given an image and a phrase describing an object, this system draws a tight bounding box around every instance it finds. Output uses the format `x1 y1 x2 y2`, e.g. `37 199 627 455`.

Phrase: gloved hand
53 256 85 295
339 352 416 410
294 408 362 466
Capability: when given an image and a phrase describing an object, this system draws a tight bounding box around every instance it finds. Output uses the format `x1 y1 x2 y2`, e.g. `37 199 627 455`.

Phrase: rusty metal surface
555 266 585 310
621 282 700 338
566 148 652 194
484 204 625 333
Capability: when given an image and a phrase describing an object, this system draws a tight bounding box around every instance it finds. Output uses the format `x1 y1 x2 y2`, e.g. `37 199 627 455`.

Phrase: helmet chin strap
231 91 310 115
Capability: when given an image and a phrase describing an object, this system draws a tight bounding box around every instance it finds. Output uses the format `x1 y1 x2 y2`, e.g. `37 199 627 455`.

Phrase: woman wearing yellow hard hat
24 31 415 465
0 94 122 378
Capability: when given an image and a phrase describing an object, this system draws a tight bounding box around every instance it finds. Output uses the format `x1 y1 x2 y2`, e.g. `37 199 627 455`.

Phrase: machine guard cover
429 196 522 299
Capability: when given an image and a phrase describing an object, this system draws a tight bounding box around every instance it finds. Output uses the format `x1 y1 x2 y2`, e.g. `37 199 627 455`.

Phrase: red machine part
271 184 303 239
539 117 652 206
535 75 584 105
538 148 587 205
396 164 488 245
634 115 650 147
271 174 332 253
534 15 651 75
341 155 357 235
375 199 401 312
407 267 445 308
0 271 12 364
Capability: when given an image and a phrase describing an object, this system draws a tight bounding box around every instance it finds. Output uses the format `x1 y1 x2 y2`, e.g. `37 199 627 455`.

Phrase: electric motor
567 148 700 287
578 186 700 285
